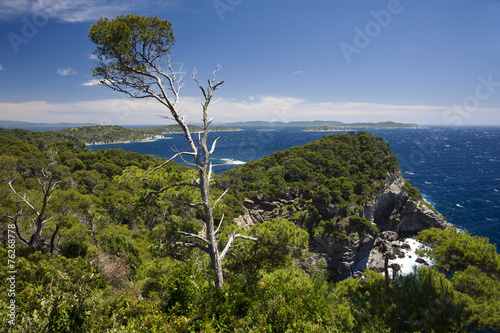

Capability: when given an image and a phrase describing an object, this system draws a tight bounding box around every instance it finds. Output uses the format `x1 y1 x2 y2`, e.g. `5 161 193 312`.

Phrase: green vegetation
88 13 244 288
0 125 239 146
1 129 498 332
218 131 398 239
134 125 241 136
416 228 500 331
402 179 442 215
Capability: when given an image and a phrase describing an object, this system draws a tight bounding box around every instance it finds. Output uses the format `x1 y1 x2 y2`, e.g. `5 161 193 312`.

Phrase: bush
60 239 88 258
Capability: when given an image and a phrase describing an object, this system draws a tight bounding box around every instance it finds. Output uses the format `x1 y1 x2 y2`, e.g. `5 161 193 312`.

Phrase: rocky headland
233 171 451 281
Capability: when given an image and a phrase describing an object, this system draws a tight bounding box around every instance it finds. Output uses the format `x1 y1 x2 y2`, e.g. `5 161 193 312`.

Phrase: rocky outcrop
234 190 301 228
326 172 450 280
362 172 451 236
310 233 377 280
233 171 452 281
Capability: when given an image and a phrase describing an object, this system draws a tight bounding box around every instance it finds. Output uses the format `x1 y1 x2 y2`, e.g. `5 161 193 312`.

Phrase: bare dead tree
89 15 256 287
2 150 61 250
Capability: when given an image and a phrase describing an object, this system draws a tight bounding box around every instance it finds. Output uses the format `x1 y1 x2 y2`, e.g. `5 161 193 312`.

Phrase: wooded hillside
0 129 498 332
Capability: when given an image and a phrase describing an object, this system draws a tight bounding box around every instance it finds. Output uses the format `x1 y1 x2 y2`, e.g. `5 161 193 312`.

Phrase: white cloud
82 79 101 86
0 0 176 22
0 64 3 71
1 96 498 126
205 97 456 125
57 67 77 76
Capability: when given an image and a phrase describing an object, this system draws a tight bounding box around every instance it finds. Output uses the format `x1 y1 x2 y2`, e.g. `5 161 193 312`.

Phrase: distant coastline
85 126 242 146
0 123 242 146
225 120 426 129
303 126 350 132
0 120 96 129
87 135 168 146
87 127 243 146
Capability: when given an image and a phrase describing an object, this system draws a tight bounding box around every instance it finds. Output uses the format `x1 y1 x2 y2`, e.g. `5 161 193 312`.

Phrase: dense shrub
1 129 498 332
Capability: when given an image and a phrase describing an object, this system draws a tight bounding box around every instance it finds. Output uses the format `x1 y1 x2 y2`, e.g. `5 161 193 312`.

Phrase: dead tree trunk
150 66 257 288
89 16 258 286
3 151 59 250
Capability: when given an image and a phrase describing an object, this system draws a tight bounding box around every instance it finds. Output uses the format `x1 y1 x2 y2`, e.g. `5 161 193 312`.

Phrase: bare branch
177 152 199 168
212 64 222 79
215 214 224 236
212 188 229 212
178 231 210 245
179 182 201 188
89 19 234 287
41 215 57 225
143 182 201 202
7 181 40 216
220 233 258 262
172 240 209 254
163 56 185 105
7 212 29 245
185 201 204 208
209 136 221 156
151 150 197 172
142 184 178 201
192 68 207 99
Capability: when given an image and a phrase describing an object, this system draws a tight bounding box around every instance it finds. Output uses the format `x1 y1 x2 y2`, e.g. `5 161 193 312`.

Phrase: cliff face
234 172 451 281
363 172 451 235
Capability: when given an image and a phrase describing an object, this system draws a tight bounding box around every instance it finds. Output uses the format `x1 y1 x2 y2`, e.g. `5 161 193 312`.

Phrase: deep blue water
88 126 500 248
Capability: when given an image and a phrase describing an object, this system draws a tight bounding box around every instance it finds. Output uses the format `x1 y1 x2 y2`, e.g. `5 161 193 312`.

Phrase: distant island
0 120 96 129
84 125 242 145
0 124 241 146
83 125 241 145
303 126 349 132
225 120 425 129
0 120 423 146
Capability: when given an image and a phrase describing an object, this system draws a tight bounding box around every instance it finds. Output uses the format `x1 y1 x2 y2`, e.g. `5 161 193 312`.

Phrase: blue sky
1 0 500 126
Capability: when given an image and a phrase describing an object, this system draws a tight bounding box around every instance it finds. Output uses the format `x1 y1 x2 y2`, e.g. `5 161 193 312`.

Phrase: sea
82 126 499 248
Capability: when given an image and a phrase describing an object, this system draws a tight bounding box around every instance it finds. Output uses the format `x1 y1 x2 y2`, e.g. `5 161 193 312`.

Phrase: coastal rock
295 252 329 274
363 172 451 235
381 231 398 241
240 197 286 223
415 258 429 265
233 171 450 281
234 211 254 230
366 238 392 273
309 232 377 281
314 172 450 279
397 201 452 237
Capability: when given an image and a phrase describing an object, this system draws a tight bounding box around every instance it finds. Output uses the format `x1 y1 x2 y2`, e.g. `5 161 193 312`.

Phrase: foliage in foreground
1 130 499 332
1 238 498 332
